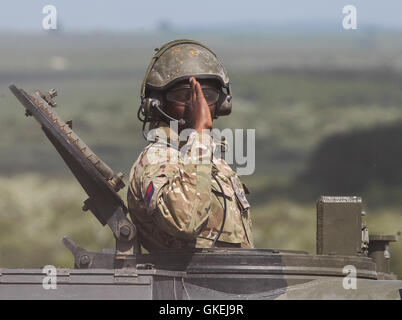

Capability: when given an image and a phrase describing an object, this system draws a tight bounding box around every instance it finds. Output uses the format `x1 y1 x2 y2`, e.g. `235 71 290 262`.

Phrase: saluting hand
189 77 213 133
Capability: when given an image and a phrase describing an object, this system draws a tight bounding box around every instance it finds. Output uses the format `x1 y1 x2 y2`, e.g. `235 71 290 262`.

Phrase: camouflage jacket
127 122 253 251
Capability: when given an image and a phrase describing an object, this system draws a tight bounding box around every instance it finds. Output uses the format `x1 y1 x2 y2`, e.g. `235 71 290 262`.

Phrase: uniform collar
150 121 224 153
149 121 181 148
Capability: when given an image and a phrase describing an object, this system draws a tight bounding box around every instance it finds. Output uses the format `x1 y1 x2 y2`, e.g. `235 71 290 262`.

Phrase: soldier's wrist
186 130 213 164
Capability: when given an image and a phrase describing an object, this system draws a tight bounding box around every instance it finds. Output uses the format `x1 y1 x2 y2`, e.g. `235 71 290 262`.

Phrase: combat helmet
137 39 232 135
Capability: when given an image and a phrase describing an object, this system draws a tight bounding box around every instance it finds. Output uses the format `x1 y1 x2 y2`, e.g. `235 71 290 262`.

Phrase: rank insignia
230 176 250 211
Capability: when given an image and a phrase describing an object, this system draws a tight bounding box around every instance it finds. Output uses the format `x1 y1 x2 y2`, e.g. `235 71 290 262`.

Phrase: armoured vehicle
0 85 401 300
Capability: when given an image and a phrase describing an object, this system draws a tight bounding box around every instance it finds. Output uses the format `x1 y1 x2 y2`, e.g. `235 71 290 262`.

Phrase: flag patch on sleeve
145 182 154 206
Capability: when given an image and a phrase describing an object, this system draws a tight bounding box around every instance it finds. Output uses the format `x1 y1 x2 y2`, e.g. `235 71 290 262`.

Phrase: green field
0 31 401 276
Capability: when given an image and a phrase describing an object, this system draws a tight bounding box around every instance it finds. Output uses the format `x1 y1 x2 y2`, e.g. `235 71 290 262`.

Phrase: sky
1 0 402 32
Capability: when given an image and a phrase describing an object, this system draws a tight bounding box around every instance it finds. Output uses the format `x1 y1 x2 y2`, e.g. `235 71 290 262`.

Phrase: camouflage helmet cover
141 39 230 99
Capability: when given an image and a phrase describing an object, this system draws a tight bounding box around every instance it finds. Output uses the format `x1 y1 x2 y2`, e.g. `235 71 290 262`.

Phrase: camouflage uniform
127 122 253 251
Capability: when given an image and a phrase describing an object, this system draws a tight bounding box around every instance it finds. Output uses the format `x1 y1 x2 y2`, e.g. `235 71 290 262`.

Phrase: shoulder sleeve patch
144 182 155 206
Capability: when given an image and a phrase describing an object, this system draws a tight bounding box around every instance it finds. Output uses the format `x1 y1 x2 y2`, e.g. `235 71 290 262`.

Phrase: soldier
128 39 253 251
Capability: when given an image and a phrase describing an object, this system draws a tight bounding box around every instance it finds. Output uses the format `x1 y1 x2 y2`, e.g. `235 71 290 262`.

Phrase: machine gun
9 84 140 268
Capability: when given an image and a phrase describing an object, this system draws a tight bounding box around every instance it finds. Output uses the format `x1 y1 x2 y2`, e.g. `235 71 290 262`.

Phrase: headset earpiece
141 98 153 121
215 86 232 117
217 94 232 116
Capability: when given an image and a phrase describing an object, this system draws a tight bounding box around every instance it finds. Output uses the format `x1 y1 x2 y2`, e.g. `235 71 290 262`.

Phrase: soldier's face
166 79 218 129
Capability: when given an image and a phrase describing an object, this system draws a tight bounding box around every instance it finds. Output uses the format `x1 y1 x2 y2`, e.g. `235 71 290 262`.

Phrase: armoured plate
3 249 400 300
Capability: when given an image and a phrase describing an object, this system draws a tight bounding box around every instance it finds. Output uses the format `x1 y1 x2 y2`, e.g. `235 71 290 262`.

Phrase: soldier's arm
138 131 214 240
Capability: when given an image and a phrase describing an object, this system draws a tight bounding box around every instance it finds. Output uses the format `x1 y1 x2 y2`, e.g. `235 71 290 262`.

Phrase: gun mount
9 84 139 268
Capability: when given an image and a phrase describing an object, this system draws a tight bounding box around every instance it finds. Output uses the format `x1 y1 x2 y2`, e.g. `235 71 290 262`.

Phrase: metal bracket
63 237 115 269
36 89 57 108
79 199 141 267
